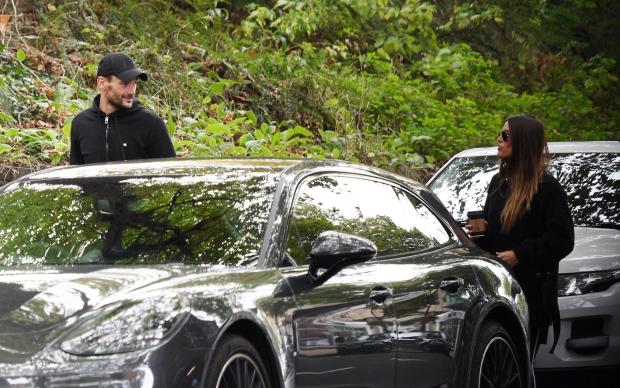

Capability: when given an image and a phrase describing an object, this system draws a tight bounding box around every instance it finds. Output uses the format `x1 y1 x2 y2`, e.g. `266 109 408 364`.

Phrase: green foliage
1 0 617 181
0 127 67 165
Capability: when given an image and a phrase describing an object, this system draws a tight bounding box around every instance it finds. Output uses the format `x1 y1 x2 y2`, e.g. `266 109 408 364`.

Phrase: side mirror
308 231 377 285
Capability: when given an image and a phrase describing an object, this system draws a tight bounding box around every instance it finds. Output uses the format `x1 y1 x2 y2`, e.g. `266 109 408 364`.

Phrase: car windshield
429 152 620 228
0 169 279 266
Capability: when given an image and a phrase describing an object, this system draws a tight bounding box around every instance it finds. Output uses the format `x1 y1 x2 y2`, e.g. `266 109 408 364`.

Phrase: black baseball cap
96 52 148 82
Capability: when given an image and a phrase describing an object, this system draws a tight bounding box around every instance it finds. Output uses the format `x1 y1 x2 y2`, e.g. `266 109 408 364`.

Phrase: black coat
475 172 574 351
70 95 176 164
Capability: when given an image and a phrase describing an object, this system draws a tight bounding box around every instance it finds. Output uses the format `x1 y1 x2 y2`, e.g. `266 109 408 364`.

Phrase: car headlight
61 296 190 356
558 270 620 297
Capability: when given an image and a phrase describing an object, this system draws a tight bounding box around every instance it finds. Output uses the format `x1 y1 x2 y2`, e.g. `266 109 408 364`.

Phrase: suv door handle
439 277 464 293
369 286 393 304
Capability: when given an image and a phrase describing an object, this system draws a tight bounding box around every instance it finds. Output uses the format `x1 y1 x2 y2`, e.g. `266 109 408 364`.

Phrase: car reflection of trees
397 330 451 355
335 333 393 355
0 173 273 266
435 153 620 227
550 153 619 226
289 203 439 262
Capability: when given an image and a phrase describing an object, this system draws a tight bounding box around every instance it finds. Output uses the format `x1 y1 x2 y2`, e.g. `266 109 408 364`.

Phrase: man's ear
96 76 109 91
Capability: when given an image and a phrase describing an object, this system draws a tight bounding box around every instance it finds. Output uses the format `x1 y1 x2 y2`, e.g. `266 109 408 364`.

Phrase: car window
428 152 620 227
427 155 498 223
286 175 450 265
551 153 619 227
0 171 278 266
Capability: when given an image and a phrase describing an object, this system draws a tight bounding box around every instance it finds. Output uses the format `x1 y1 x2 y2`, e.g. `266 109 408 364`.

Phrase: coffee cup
467 210 486 237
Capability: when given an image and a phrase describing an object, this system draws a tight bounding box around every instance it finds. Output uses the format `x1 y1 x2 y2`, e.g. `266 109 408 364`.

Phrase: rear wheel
470 321 525 388
203 334 271 388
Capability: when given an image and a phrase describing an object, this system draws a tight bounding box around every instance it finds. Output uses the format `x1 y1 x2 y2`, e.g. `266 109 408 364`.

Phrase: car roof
16 158 425 192
452 141 620 158
21 158 302 181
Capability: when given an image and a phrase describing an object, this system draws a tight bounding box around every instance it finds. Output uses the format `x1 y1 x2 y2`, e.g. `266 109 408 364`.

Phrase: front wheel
470 321 525 388
202 334 271 388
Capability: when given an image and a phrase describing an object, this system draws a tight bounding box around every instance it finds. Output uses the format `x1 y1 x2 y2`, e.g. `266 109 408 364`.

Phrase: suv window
286 175 450 265
429 152 620 227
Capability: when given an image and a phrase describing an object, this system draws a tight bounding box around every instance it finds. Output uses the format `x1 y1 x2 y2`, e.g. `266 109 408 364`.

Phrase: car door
376 186 480 388
282 174 398 388
303 176 478 387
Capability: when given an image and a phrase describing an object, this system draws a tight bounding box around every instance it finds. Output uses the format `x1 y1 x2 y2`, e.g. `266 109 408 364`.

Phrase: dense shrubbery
0 0 618 181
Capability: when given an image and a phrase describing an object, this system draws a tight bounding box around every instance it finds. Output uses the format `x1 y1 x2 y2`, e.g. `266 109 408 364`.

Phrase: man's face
98 75 138 110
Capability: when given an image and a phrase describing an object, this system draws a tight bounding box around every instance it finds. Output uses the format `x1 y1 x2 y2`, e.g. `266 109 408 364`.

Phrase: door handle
369 286 393 304
439 277 464 293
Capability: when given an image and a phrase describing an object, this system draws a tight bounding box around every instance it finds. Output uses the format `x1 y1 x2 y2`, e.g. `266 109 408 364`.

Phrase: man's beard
107 91 133 110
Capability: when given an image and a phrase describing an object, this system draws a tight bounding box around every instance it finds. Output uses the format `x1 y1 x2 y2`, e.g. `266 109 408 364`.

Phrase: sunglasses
499 130 510 142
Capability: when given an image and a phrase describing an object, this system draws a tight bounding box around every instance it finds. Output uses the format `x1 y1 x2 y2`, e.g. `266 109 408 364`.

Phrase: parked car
427 141 620 374
0 158 531 387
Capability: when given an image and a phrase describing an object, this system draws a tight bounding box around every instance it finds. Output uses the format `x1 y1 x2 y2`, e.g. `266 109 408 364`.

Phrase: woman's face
497 121 512 160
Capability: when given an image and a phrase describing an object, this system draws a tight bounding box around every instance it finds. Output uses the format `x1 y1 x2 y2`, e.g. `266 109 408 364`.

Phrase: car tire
469 320 525 388
202 334 272 388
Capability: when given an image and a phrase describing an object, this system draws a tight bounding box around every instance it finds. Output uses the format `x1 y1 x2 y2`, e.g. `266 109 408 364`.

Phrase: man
70 52 176 164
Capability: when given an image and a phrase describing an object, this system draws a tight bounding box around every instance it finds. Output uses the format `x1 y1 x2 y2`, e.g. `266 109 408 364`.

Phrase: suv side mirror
308 231 377 285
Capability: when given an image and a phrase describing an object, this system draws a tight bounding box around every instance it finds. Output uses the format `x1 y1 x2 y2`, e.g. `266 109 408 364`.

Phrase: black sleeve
147 116 176 158
513 179 575 273
69 119 84 165
473 174 499 253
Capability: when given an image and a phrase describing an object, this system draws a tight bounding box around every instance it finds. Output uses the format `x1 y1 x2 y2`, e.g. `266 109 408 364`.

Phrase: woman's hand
465 219 487 237
497 250 519 267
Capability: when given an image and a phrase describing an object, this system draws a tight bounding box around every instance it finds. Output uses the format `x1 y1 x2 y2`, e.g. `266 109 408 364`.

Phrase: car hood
1 265 199 324
0 264 261 365
559 227 620 274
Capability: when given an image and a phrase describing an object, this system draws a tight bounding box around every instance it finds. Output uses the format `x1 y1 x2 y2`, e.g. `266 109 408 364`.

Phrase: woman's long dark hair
500 115 549 232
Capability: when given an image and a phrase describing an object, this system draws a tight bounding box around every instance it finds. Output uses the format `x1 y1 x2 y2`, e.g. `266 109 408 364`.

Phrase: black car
0 158 530 388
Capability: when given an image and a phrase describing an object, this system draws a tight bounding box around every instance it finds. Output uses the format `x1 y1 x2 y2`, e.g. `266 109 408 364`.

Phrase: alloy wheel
216 353 267 388
477 336 522 388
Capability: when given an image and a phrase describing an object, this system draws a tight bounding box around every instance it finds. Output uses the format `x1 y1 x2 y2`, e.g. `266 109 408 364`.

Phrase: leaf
51 154 62 165
166 117 176 136
210 82 225 96
0 112 16 124
0 143 12 154
44 129 57 140
244 140 260 150
204 123 231 135
16 49 26 62
285 126 313 139
410 135 432 142
175 140 197 148
84 62 98 77
4 128 19 137
246 110 257 125
238 133 254 145
271 130 282 145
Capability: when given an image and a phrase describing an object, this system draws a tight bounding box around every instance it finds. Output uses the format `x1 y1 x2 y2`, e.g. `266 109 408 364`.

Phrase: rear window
429 152 620 227
0 170 278 266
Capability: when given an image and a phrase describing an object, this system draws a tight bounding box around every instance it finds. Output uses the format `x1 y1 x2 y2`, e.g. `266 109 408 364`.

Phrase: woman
472 115 574 356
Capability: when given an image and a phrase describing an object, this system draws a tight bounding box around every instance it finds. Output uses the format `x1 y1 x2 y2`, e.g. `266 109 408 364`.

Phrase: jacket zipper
104 115 109 161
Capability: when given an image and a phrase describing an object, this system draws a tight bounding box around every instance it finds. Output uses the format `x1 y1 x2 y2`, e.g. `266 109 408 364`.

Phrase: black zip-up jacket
70 95 176 164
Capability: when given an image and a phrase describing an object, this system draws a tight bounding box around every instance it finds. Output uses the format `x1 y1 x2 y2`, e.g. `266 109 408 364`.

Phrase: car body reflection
0 158 531 387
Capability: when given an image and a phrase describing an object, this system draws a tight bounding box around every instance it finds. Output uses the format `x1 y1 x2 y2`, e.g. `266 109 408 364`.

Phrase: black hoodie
70 95 176 164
